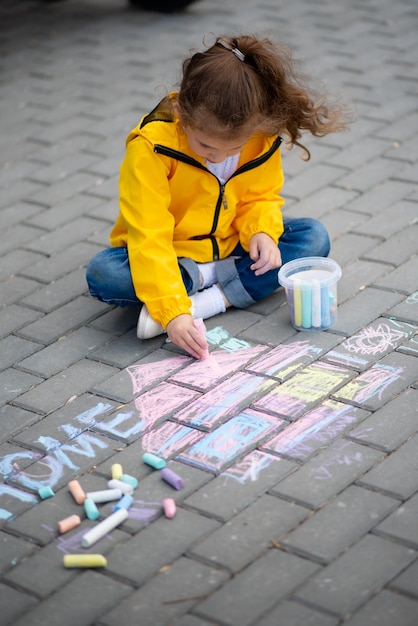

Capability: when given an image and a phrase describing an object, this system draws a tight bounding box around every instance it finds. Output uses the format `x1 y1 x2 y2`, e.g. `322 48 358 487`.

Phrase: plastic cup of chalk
278 257 342 331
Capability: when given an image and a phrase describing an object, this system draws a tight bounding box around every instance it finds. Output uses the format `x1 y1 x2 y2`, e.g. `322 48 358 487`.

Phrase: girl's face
183 125 249 163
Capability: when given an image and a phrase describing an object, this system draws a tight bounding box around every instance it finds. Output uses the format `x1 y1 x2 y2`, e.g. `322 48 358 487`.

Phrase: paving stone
0 583 38 626
397 332 418 357
0 335 41 372
11 393 116 450
0 531 37 575
323 318 417 371
19 268 91 313
88 328 158 368
343 589 418 626
105 508 220 586
331 287 404 335
101 556 229 626
0 275 41 307
294 534 416 619
26 188 103 230
335 156 407 193
0 304 43 340
13 359 118 415
0 223 46 256
0 249 45 282
351 200 418 239
0 368 43 407
88 304 139 335
331 233 381 268
333 351 418 410
282 187 360 221
347 388 418 451
12 570 133 626
239 306 298 345
344 180 416 215
17 327 111 378
337 260 391 304
282 485 397 563
0 405 43 444
261 400 369 462
270 439 384 508
364 224 418 267
183 451 297 522
21 241 102 284
388 558 418 597
375 256 418 294
257 599 339 626
387 291 418 325
16 296 107 345
195 549 319 626
190 494 309 572
170 616 219 626
358 434 418 500
0 202 42 229
375 492 418 549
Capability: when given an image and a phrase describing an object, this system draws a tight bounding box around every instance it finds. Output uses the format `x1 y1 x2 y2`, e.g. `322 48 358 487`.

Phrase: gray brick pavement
1 0 417 624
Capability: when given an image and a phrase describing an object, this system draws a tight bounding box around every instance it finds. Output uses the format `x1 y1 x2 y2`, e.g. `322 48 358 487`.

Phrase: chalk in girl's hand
107 479 134 495
142 452 166 470
161 467 184 490
111 463 123 480
193 318 210 359
119 474 138 489
85 489 122 503
68 479 86 505
38 486 54 500
82 508 129 548
113 494 134 512
63 554 107 568
58 514 81 534
84 497 100 521
162 498 177 519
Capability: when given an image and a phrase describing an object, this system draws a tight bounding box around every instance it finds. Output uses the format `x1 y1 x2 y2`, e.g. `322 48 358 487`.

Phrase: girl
86 34 349 359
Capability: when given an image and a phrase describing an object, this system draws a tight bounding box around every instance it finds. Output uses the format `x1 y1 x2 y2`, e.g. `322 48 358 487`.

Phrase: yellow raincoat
110 94 285 328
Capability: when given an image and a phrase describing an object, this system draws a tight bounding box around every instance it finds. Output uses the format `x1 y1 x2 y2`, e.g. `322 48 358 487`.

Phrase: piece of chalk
311 279 322 328
301 281 312 329
107 479 134 495
321 284 331 327
85 489 123 503
293 279 302 328
82 508 129 548
142 452 166 470
161 467 184 490
38 486 54 500
84 497 100 521
58 514 81 534
63 554 107 569
68 479 86 505
162 498 177 519
193 318 210 359
119 474 138 489
113 494 134 512
111 463 123 480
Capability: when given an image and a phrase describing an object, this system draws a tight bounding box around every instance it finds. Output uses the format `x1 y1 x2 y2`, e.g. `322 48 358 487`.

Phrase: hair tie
217 39 246 62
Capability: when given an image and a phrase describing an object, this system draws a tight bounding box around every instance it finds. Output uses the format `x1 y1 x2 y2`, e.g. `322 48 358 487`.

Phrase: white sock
197 262 217 289
190 284 226 319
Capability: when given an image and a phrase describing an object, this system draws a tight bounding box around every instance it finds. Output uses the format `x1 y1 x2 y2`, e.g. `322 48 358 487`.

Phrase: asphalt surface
0 0 417 625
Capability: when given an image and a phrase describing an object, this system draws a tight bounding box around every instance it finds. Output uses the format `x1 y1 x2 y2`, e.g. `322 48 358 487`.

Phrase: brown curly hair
176 34 351 160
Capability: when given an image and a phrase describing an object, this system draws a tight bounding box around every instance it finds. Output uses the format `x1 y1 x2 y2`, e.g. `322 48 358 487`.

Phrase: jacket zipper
154 137 282 260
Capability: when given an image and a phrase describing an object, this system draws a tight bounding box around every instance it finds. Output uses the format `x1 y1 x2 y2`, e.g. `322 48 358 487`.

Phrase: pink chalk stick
193 318 210 359
162 498 177 519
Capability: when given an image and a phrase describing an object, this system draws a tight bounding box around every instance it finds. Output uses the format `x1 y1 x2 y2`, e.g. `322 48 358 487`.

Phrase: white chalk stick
82 508 128 548
85 489 123 503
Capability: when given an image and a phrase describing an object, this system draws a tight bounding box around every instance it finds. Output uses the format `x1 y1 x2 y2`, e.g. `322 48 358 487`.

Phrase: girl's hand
166 314 209 360
249 232 282 275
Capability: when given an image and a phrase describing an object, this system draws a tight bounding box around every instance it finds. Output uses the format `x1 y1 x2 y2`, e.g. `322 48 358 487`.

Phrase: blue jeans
86 217 330 309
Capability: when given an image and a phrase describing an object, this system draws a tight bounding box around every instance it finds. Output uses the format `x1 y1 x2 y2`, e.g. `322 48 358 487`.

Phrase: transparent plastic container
278 257 342 331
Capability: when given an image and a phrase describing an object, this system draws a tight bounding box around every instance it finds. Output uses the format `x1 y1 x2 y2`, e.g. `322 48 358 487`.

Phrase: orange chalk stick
58 514 81 534
68 480 86 505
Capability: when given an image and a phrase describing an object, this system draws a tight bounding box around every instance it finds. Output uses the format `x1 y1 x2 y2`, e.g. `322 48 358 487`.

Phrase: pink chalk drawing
177 409 283 472
247 340 322 379
310 440 364 481
142 421 204 458
335 363 404 405
126 355 191 395
342 323 409 356
173 372 275 431
262 400 362 460
221 450 282 484
169 344 267 391
254 362 353 419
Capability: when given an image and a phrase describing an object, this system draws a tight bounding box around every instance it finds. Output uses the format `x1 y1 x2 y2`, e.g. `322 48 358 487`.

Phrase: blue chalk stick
120 474 138 489
301 282 312 329
38 486 55 500
142 452 166 470
84 497 100 521
321 285 331 327
113 494 134 512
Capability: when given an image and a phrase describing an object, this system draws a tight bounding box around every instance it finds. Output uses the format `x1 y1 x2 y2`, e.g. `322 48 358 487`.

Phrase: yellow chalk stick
63 554 107 568
111 463 123 480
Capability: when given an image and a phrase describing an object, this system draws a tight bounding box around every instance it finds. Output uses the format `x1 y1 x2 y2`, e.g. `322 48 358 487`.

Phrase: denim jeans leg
86 247 141 306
